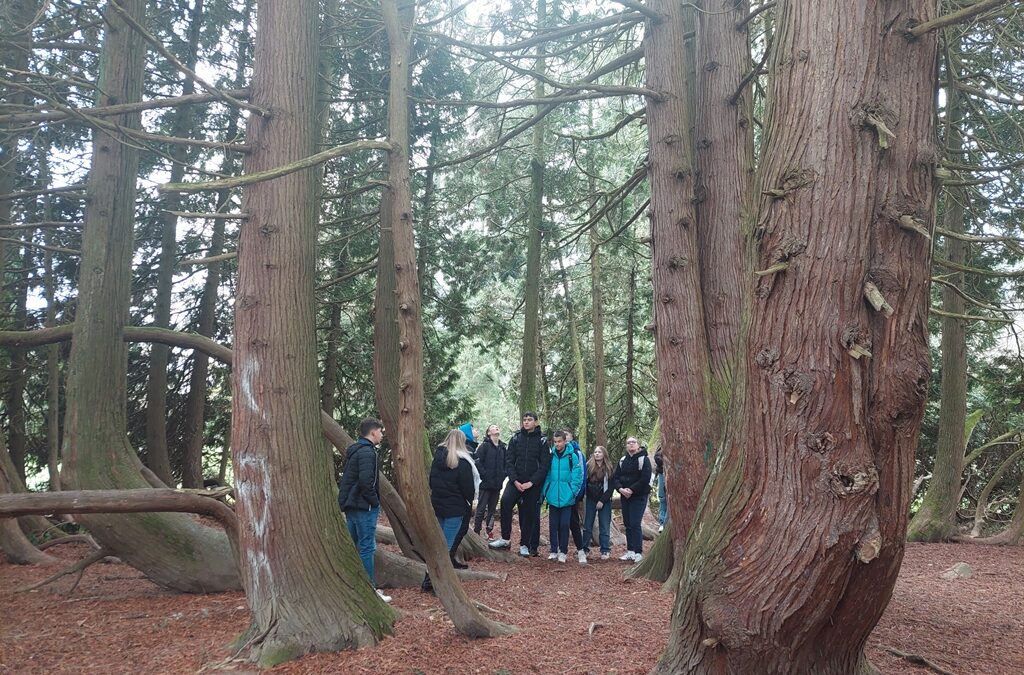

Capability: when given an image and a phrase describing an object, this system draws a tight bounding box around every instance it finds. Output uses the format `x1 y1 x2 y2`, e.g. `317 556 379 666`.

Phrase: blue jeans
548 505 572 554
345 505 379 585
583 496 612 554
657 473 668 526
438 515 463 549
620 494 649 554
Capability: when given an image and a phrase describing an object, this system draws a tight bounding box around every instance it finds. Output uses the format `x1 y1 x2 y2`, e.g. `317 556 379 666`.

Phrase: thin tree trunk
591 222 607 449
556 252 588 450
40 147 61 492
230 0 395 664
969 446 1023 537
381 0 513 638
519 0 547 415
907 69 967 543
0 430 58 565
144 0 207 486
321 302 341 416
976 462 1024 545
5 245 30 484
623 267 637 439
61 0 239 594
656 0 938 670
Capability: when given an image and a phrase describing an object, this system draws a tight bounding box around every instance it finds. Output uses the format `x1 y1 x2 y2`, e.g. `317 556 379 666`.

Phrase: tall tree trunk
144 0 208 486
656 0 938 670
5 245 30 484
181 0 253 489
556 253 588 449
907 69 967 543
321 302 341 416
230 0 394 663
381 0 512 638
623 266 637 439
519 0 547 415
591 222 607 449
61 0 238 593
39 147 61 491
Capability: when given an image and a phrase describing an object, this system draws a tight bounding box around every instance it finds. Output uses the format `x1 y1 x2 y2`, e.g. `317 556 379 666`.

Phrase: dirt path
1 540 1020 673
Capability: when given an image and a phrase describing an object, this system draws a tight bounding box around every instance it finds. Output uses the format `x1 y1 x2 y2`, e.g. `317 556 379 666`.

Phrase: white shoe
488 538 511 549
577 550 588 565
557 553 567 563
547 552 558 560
658 525 664 533
619 551 636 561
519 545 530 557
375 589 392 603
600 552 610 560
633 554 643 562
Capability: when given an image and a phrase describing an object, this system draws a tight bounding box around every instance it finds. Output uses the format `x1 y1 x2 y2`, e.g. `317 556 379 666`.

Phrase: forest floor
1 525 1022 675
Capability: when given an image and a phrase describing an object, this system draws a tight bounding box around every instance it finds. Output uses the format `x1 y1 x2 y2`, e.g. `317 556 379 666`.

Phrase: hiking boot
489 538 511 549
376 589 392 603
577 550 588 565
519 545 530 557
557 553 567 563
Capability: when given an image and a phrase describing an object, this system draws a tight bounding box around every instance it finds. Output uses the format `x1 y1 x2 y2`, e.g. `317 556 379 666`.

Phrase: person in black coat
582 445 615 560
337 417 390 602
488 411 550 557
424 428 479 592
473 424 506 538
612 436 652 562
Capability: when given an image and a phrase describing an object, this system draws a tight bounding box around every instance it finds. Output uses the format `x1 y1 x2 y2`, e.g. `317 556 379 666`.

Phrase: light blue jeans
583 496 612 554
345 505 379 585
657 473 668 526
438 515 463 549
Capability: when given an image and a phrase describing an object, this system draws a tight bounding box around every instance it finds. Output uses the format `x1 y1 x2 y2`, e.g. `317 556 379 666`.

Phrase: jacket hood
347 437 373 459
459 423 475 443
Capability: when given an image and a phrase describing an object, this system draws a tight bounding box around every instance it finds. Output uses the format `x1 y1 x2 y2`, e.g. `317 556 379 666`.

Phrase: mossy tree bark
61 0 239 594
230 0 395 664
381 0 514 638
519 0 547 415
907 75 967 543
654 0 938 671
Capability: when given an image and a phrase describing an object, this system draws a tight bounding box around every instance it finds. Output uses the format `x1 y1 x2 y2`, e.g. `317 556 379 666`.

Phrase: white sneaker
600 552 610 560
547 552 558 560
375 589 392 603
519 545 530 557
633 554 643 562
557 553 567 563
658 525 664 533
488 538 511 549
619 551 636 561
577 550 588 565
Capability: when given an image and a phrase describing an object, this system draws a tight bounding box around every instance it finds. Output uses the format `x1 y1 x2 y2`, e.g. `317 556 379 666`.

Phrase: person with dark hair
337 417 391 603
473 424 506 539
423 428 480 593
488 411 549 557
541 430 584 563
612 436 652 562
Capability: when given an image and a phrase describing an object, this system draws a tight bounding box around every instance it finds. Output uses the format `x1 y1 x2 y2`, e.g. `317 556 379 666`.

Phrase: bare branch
906 0 1012 38
0 88 251 125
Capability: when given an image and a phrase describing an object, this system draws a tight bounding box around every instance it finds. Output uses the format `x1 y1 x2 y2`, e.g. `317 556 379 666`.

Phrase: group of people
336 413 666 602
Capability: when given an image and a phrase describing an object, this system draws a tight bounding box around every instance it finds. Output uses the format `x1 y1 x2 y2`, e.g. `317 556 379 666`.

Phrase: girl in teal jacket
542 430 584 562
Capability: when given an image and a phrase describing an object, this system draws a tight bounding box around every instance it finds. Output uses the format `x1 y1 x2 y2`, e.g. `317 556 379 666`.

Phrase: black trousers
473 488 500 534
499 482 542 548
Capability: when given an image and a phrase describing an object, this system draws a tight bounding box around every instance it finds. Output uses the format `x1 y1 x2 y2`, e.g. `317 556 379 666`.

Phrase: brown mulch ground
1 533 1022 674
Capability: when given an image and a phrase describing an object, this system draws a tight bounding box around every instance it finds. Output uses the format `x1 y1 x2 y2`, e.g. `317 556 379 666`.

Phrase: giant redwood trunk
381 0 512 638
61 0 238 593
230 0 394 664
655 1 938 671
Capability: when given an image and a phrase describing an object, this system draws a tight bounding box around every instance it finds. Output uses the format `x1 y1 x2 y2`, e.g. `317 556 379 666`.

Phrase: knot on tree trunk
827 462 879 498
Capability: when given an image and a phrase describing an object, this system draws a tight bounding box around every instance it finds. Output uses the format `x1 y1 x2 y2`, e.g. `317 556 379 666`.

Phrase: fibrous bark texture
230 0 394 665
61 0 239 594
656 1 938 672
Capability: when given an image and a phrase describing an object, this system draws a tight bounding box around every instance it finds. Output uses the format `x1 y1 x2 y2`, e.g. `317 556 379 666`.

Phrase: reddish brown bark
655 0 938 671
230 0 394 664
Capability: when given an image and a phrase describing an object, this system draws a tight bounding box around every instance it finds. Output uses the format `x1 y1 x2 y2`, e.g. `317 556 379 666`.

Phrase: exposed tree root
17 548 110 593
882 646 957 675
37 533 100 551
626 529 674 583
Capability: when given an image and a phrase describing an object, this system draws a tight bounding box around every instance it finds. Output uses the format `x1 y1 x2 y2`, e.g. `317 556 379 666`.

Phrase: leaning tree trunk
381 0 513 638
61 0 239 593
655 0 938 671
907 77 968 543
0 430 58 565
144 0 208 487
229 0 395 665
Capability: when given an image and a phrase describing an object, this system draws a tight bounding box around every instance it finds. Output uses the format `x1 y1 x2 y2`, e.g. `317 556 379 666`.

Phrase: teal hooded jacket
541 446 584 508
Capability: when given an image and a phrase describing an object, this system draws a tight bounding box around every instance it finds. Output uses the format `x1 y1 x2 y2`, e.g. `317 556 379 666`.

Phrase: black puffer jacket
474 437 506 490
585 463 615 503
429 447 476 518
338 438 380 511
505 426 549 486
612 449 652 497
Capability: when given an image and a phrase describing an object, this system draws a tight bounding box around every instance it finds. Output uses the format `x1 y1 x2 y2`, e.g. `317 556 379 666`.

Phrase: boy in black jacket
488 412 549 557
337 418 391 602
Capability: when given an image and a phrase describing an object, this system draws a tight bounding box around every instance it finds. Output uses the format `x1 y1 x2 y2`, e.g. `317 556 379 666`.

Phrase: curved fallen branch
17 548 111 594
